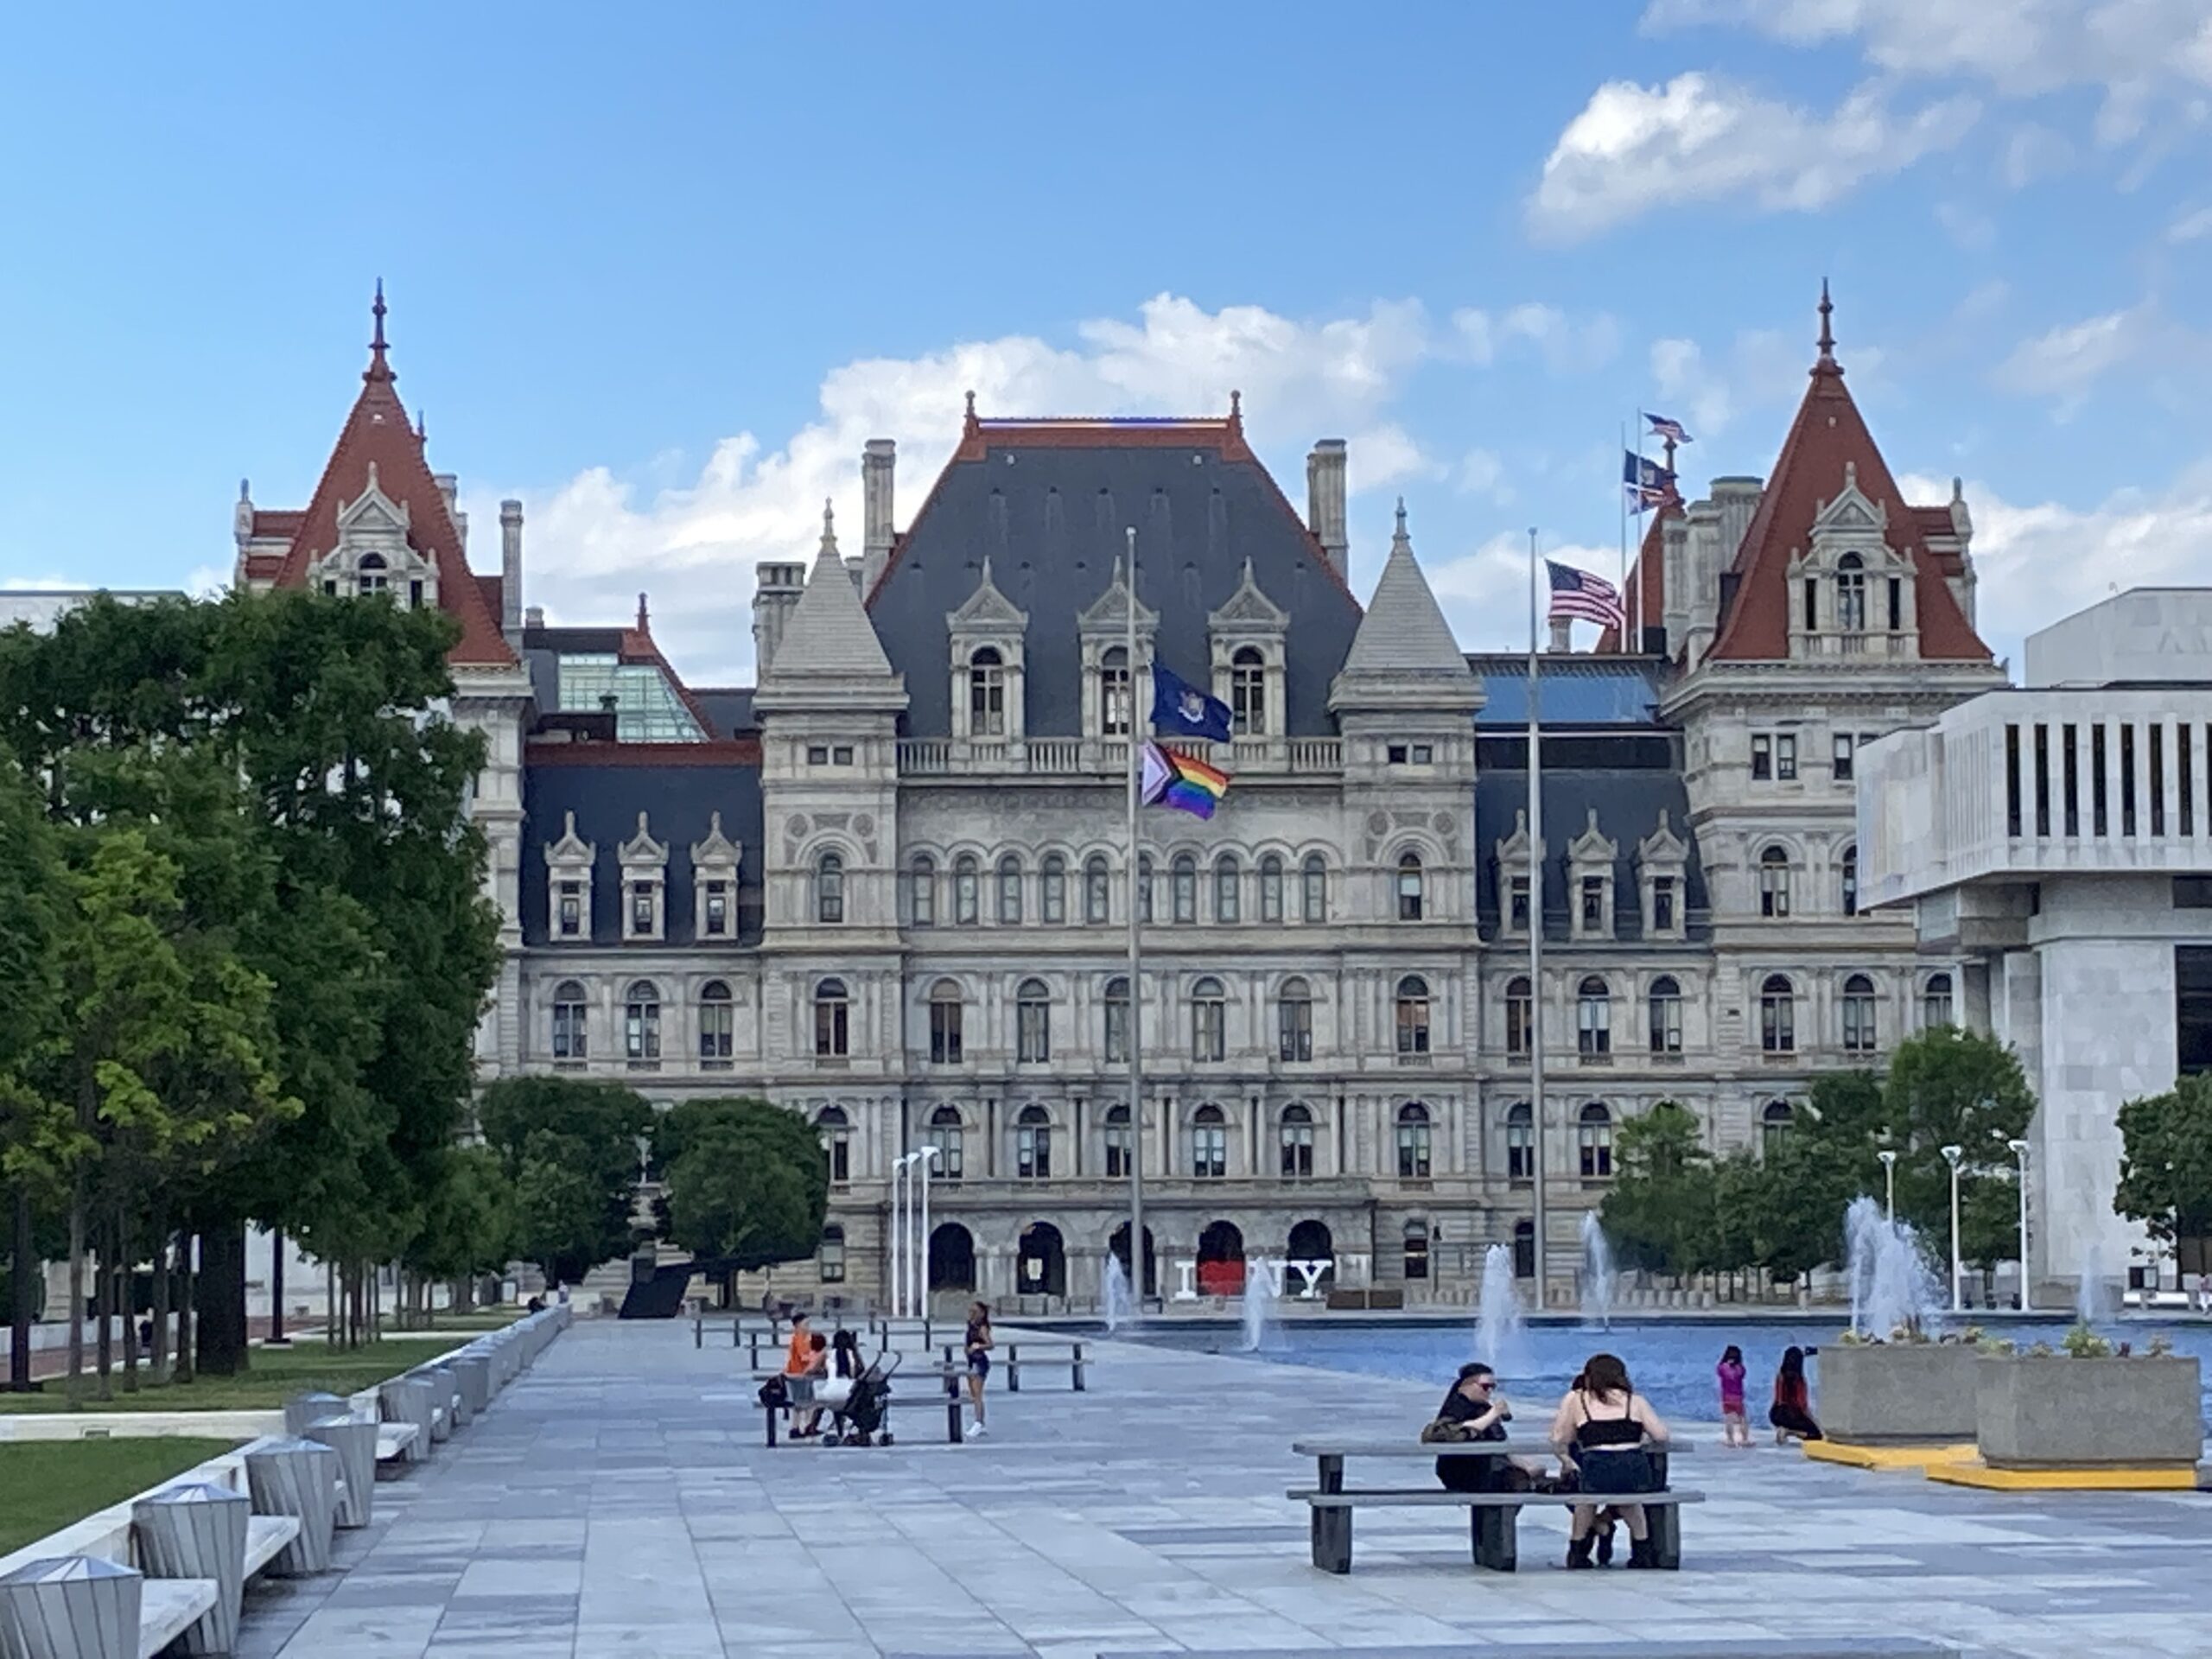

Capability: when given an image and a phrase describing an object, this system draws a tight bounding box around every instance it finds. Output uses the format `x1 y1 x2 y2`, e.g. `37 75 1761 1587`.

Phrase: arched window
1578 1101 1613 1179
1759 846 1792 918
1761 1098 1793 1158
1922 972 1955 1028
551 979 588 1062
1577 976 1611 1058
1099 645 1130 737
1015 1103 1052 1180
1190 1103 1228 1179
814 851 845 925
1230 645 1267 734
1841 844 1859 917
1842 972 1878 1053
997 855 1023 925
1259 855 1285 923
1138 854 1154 924
817 1106 851 1185
1016 977 1051 1063
1041 854 1067 924
1506 1102 1533 1181
928 977 963 1065
624 980 661 1063
1760 973 1796 1053
1084 855 1110 925
1647 975 1682 1056
1395 975 1431 1057
926 1103 963 1180
1302 854 1327 923
1505 976 1532 1059
1403 1218 1430 1281
1190 976 1226 1062
813 976 849 1058
1395 1102 1433 1179
698 980 733 1067
1397 852 1425 921
910 855 936 928
1214 853 1240 923
969 645 1006 736
1279 1103 1315 1179
356 551 388 595
1103 975 1130 1064
1277 976 1313 1062
953 854 980 925
1172 854 1198 924
1836 551 1866 633
1103 1103 1130 1179
818 1223 847 1282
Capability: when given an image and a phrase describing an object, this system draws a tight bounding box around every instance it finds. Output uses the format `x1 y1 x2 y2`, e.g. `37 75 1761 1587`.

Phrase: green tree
1598 1102 1713 1277
1881 1027 2034 1269
406 1144 516 1306
658 1098 828 1274
479 1077 652 1286
2116 1073 2212 1246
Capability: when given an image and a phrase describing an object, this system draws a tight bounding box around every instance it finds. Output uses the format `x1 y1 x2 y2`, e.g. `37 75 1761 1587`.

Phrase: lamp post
1942 1144 1966 1313
1876 1149 1898 1222
915 1145 941 1325
2007 1138 2031 1311
891 1154 920 1319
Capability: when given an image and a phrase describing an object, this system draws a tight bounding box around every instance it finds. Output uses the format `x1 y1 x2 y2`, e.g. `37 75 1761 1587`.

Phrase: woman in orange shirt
782 1313 814 1376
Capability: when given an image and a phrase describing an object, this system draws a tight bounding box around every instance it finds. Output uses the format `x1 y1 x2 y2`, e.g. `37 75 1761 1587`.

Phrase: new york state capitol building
233 293 2002 1309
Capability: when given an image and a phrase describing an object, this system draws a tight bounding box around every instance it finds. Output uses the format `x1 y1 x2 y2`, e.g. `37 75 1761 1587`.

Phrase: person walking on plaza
1769 1345 1822 1443
963 1301 994 1440
1717 1344 1751 1447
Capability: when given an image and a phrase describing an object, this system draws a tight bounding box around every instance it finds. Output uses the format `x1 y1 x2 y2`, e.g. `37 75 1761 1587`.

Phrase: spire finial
1229 388 1243 425
415 406 427 442
963 389 977 429
1395 495 1408 536
365 278 394 385
1815 277 1837 369
637 592 650 631
820 497 838 553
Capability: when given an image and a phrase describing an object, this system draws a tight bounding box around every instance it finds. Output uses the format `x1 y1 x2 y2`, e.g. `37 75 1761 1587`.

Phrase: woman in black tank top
1550 1352 1670 1570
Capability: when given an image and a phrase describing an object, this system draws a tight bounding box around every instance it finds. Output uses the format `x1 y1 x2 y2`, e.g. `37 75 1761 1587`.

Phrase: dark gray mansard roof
1473 762 1709 944
519 759 766 947
866 420 1364 736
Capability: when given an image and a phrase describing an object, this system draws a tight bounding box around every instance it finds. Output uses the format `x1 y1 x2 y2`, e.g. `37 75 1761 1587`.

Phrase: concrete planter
1819 1343 1982 1444
1977 1355 2204 1469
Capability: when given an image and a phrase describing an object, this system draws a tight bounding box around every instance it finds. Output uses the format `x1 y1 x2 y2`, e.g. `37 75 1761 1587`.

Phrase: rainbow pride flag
1141 741 1230 820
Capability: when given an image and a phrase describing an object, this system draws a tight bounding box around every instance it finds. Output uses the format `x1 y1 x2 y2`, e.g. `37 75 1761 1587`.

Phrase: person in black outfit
1550 1351 1669 1569
1770 1344 1823 1441
1432 1362 1513 1492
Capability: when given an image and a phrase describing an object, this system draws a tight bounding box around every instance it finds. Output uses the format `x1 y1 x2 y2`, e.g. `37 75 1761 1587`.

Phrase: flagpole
1123 524 1145 1314
1526 525 1548 1313
1618 420 1630 653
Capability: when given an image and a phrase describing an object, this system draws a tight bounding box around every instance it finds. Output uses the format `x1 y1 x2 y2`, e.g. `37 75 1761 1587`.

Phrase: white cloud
1992 302 2161 404
476 294 1443 684
2166 203 2212 242
1934 200 1996 249
1451 304 1620 372
1648 327 1804 438
1528 72 1978 241
1458 448 1509 499
1900 462 2212 658
1999 122 2075 186
1425 531 1624 652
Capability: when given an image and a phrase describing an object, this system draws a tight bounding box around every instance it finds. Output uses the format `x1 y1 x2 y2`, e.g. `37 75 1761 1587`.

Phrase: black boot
1594 1522 1615 1566
1627 1533 1660 1569
1566 1533 1596 1570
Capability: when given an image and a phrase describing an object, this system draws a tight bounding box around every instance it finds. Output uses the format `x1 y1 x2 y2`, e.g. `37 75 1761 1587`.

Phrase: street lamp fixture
890 1153 922 1319
914 1145 942 1325
1876 1149 1898 1221
2007 1138 2031 1312
1941 1144 1966 1313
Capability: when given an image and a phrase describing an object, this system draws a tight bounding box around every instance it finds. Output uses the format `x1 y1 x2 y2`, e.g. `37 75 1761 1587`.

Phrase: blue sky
3 1 2209 682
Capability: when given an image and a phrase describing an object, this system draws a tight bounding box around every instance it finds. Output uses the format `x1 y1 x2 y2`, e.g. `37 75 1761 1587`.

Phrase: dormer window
1567 808 1617 942
690 810 741 940
1637 810 1688 941
1835 553 1866 632
1230 647 1266 735
969 648 1006 736
544 810 595 945
557 882 583 938
357 552 389 595
1207 557 1287 741
618 813 667 942
1078 556 1156 742
1100 647 1131 736
947 555 1028 745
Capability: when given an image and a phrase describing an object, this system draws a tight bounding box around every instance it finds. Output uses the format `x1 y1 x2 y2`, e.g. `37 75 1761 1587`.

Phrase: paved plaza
229 1319 2210 1658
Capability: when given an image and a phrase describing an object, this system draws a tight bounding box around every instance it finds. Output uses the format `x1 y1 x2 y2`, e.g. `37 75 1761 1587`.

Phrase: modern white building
1859 588 2212 1301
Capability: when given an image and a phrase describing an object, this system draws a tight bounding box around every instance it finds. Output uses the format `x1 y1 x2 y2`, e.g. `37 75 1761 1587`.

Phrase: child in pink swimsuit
1717 1344 1751 1447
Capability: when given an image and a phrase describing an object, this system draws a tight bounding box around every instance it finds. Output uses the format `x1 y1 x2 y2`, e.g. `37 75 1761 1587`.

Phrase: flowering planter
1976 1355 2203 1469
1819 1344 1981 1444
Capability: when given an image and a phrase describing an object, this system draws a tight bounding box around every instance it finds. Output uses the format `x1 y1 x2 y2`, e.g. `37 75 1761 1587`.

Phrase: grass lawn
0 1437 240 1555
0 1339 461 1414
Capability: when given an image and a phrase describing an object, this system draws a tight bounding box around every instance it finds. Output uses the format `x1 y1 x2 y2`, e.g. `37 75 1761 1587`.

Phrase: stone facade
239 289 2003 1311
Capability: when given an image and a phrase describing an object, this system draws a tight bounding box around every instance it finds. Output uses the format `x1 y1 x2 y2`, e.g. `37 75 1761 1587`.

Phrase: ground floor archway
1108 1222 1157 1299
1017 1221 1067 1298
1197 1219 1246 1297
1287 1217 1336 1294
929 1222 976 1293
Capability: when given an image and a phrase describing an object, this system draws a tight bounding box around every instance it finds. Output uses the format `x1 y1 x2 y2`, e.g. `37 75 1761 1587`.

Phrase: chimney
433 474 466 547
499 499 524 640
753 562 806 677
524 605 545 629
861 438 896 594
1548 616 1574 653
1306 440 1348 576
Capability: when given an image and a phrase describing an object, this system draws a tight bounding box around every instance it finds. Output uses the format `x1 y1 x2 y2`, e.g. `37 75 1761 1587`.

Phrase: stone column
131 1482 248 1653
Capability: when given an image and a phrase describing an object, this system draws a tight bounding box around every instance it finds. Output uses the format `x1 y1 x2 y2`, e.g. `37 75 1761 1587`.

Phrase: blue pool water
1133 1316 2212 1426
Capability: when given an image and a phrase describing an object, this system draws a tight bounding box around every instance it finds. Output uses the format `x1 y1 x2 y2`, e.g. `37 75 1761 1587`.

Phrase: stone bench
758 1385 961 1447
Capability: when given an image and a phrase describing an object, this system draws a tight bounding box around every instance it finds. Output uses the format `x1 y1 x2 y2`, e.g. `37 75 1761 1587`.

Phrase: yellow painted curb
1926 1460 2200 1491
1805 1439 1978 1471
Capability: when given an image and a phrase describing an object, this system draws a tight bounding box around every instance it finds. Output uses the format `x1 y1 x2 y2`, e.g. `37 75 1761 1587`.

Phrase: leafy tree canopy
658 1097 828 1273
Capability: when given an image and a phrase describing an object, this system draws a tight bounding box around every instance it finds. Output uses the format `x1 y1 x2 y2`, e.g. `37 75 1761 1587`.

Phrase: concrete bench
136 1573 219 1657
374 1422 418 1465
758 1385 961 1447
1291 1438 1700 1574
242 1515 302 1580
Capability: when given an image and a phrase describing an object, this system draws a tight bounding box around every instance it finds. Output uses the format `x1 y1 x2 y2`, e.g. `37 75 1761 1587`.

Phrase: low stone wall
1977 1355 2204 1469
1820 1344 1982 1443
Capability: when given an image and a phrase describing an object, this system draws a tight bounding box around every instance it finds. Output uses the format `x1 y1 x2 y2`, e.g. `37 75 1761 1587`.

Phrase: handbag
1420 1416 1478 1444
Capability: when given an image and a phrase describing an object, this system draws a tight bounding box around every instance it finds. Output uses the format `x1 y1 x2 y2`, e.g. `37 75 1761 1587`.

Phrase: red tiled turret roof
1707 285 1989 664
265 286 516 668
1598 504 1675 654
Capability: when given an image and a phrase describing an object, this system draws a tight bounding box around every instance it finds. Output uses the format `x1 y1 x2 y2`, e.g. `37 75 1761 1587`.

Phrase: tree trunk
149 1227 171 1381
175 1231 196 1385
325 1258 337 1347
269 1227 286 1344
65 1186 86 1406
93 1213 113 1402
194 1223 249 1376
8 1185 33 1392
120 1215 140 1394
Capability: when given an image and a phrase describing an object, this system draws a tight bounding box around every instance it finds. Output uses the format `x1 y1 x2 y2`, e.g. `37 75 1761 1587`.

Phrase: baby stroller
822 1349 900 1447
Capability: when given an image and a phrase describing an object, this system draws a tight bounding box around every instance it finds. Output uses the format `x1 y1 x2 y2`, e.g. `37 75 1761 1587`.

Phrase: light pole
891 1154 920 1319
915 1145 941 1325
1942 1144 1965 1313
2008 1138 2031 1311
1876 1149 1897 1221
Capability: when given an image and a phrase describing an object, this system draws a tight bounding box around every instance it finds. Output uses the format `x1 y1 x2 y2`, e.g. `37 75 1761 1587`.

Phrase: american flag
1548 560 1624 632
1643 410 1693 446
